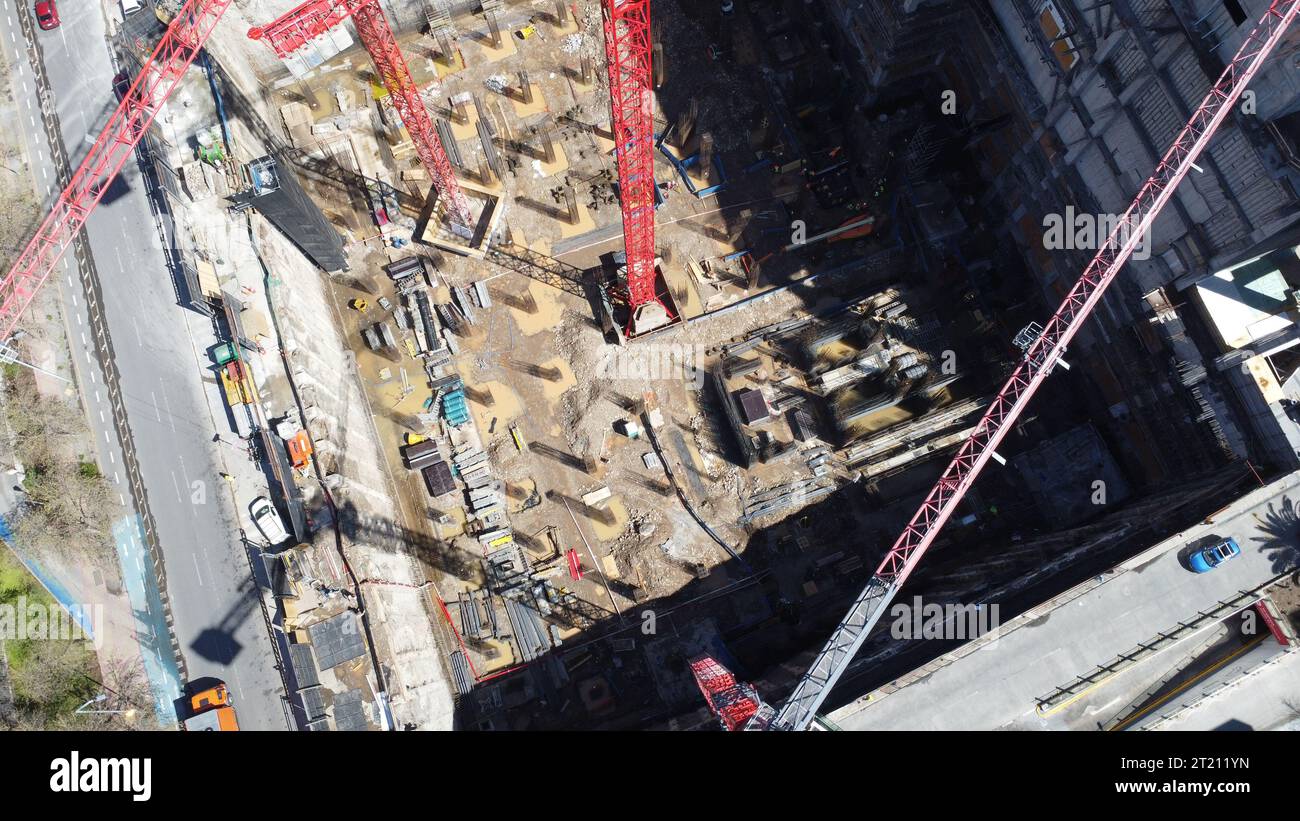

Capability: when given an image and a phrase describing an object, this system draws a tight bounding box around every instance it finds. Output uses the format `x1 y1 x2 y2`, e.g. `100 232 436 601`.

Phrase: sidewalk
0 482 176 723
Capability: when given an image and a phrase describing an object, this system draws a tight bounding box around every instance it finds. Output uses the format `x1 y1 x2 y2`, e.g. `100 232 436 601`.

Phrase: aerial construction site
0 0 1298 735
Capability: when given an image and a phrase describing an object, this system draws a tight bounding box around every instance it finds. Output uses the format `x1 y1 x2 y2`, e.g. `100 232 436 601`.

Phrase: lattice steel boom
599 0 662 316
0 0 234 343
762 0 1300 732
249 0 473 229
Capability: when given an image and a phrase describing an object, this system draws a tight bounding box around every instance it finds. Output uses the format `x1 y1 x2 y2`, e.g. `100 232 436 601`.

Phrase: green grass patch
0 548 100 724
0 548 39 605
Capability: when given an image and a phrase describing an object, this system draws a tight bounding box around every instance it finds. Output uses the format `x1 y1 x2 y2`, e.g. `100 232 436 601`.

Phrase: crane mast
702 0 1300 732
249 0 474 230
599 0 670 333
0 0 235 344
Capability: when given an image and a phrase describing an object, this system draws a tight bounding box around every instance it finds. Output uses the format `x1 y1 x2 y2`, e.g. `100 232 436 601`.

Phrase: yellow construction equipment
404 432 427 445
222 361 253 404
514 23 537 40
219 369 242 406
349 297 368 311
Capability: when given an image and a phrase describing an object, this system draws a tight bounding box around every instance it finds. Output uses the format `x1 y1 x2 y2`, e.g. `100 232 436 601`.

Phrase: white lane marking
192 554 204 587
108 451 115 465
176 454 192 496
98 409 105 422
151 391 162 422
118 493 125 505
114 472 121 484
160 386 177 433
103 430 110 444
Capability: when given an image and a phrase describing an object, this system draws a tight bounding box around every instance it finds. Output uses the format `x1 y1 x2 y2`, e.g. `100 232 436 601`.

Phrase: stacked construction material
441 388 470 426
453 443 508 531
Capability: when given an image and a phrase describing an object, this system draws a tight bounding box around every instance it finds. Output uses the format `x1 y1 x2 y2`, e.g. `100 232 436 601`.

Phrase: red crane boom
599 0 666 331
698 0 1300 731
249 0 473 230
0 0 235 343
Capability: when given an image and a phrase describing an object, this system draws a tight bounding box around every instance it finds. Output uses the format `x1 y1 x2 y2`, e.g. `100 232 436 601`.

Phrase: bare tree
2 367 115 561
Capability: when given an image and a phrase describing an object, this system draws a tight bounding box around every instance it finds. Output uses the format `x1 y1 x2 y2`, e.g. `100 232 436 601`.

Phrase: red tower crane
696 0 1300 731
599 0 670 334
249 0 474 231
0 0 235 344
689 656 762 731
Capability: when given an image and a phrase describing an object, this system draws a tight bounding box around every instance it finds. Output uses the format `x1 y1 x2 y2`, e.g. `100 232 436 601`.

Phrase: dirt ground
1266 573 1300 632
205 0 926 704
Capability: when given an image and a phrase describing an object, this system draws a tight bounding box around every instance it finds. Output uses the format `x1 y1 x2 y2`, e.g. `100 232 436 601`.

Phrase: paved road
9 4 287 729
1145 648 1300 730
829 471 1300 731
1115 629 1280 730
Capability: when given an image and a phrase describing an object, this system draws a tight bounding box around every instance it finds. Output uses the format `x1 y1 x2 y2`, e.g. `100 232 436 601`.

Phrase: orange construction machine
182 682 240 731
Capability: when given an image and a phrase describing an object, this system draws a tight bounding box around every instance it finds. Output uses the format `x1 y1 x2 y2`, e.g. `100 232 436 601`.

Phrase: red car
35 1 60 30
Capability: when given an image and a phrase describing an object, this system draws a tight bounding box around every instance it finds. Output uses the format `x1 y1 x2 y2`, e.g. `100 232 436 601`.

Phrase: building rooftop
1195 246 1300 351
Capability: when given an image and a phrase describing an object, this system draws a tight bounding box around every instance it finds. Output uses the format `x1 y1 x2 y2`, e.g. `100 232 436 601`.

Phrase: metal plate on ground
307 611 367 670
332 689 368 732
289 643 321 689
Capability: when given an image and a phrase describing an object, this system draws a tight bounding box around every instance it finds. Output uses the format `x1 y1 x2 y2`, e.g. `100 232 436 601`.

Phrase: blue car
1188 537 1241 573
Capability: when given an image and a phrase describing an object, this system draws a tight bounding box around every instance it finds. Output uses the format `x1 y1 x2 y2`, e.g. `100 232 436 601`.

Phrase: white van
250 496 291 547
120 0 143 16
